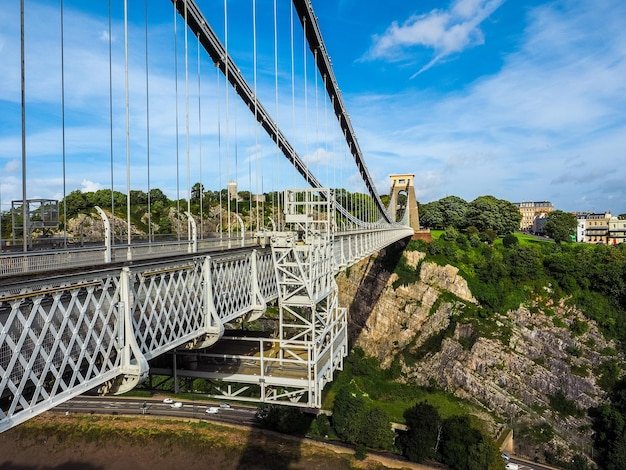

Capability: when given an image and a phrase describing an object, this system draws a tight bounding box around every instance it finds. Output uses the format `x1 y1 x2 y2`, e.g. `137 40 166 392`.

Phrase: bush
502 233 519 248
548 392 585 418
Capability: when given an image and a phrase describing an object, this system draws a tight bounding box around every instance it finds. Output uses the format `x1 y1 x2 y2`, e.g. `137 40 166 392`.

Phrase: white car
170 402 183 409
219 403 231 409
162 398 173 404
206 407 219 414
505 463 519 470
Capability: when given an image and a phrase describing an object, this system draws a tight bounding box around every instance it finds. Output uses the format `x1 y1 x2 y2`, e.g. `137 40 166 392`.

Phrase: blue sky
1 0 625 216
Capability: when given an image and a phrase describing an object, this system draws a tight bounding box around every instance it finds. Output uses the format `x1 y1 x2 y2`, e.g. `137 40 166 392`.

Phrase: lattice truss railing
0 249 277 433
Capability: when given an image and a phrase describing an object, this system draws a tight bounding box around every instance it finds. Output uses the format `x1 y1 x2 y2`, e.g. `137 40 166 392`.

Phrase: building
514 201 554 231
576 213 589 243
583 212 612 244
609 216 626 245
227 181 239 201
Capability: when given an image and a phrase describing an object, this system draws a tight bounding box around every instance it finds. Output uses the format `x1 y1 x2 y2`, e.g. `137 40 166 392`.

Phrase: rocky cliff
336 243 621 461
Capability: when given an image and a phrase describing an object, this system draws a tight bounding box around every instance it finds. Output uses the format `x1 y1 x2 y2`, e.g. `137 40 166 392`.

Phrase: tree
149 188 169 206
420 196 468 230
332 387 366 444
504 245 542 279
464 195 521 235
191 182 204 202
61 190 88 218
361 408 395 450
130 190 148 206
255 404 312 434
400 401 442 462
502 233 519 248
439 415 503 470
543 210 577 243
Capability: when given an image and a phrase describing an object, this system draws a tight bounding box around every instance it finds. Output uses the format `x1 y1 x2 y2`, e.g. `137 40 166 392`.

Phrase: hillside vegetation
418 229 626 345
335 228 626 469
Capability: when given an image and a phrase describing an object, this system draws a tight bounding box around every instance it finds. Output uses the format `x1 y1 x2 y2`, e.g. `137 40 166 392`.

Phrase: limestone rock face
336 248 620 460
338 249 475 368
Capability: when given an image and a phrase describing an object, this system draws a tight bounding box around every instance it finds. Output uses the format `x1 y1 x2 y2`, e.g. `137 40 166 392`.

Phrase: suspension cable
234 86 239 225
217 64 223 239
184 0 191 230
324 74 328 188
124 0 131 247
252 0 258 232
60 0 67 248
173 4 181 241
224 0 231 239
314 49 319 183
20 0 27 251
303 15 309 186
197 31 203 239
290 1 296 189
273 0 280 229
108 0 115 243
145 0 152 242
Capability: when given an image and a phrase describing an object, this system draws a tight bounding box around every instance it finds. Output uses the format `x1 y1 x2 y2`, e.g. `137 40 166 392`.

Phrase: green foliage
543 210 578 243
548 392 585 418
420 196 468 230
570 317 590 336
308 414 333 438
346 347 380 376
503 245 542 279
399 401 441 462
592 378 626 469
595 359 622 392
406 238 429 252
439 415 503 470
332 387 367 444
420 194 521 236
392 254 421 289
330 386 394 450
354 443 367 460
464 195 522 235
325 349 473 424
254 405 313 434
570 364 590 377
518 422 555 444
502 232 519 248
360 408 395 450
414 225 626 345
406 321 455 364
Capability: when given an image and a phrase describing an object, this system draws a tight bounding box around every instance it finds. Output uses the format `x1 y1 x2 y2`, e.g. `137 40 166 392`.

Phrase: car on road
502 453 510 461
505 463 519 470
219 403 231 409
206 407 219 414
170 402 183 409
162 398 173 404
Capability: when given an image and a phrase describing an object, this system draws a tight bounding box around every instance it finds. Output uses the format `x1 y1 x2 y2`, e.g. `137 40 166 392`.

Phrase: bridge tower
389 174 431 241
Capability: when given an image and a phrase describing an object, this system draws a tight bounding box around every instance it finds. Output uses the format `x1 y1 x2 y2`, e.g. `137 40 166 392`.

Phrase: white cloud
3 160 19 173
351 0 626 213
81 179 103 193
365 0 504 75
99 30 112 43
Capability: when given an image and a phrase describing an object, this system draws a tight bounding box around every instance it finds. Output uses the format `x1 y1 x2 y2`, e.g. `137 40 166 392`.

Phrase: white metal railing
0 236 260 278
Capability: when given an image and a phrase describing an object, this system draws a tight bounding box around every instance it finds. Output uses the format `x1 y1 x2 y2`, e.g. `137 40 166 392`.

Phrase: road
56 395 259 427
506 459 559 470
55 396 561 470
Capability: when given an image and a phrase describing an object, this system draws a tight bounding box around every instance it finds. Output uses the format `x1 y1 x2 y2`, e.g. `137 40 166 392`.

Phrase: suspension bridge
0 0 419 433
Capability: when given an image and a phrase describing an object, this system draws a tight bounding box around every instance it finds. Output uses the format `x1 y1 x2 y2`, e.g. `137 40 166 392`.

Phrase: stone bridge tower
389 174 431 241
